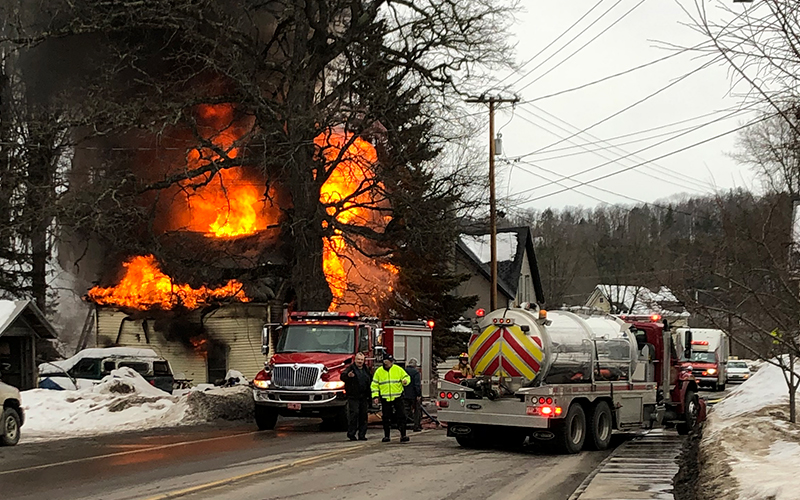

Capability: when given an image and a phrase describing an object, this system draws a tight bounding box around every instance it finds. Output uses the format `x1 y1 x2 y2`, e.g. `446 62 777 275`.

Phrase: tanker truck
437 305 705 454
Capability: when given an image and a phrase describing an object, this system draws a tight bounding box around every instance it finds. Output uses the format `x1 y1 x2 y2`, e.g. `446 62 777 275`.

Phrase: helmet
459 352 469 360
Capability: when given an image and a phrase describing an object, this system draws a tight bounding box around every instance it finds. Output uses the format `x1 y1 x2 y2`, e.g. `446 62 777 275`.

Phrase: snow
0 300 22 333
699 358 800 500
38 347 162 375
596 285 691 318
21 368 254 443
460 233 518 264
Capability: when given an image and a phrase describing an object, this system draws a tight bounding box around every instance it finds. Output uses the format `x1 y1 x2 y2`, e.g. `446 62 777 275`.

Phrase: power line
496 0 607 87
510 53 726 161
517 113 775 202
504 0 623 89
515 0 649 95
512 106 716 193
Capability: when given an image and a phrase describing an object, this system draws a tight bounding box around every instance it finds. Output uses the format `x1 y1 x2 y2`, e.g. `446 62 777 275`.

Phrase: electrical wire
515 0 649 95
516 112 775 202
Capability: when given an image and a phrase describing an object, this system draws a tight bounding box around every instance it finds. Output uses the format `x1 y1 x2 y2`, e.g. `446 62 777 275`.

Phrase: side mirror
684 330 693 360
261 325 270 356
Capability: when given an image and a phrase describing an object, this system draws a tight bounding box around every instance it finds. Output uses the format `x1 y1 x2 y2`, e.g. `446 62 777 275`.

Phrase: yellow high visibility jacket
371 364 410 401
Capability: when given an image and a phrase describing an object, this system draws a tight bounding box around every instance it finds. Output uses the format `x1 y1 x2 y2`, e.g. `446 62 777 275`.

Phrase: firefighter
446 353 474 382
371 354 411 442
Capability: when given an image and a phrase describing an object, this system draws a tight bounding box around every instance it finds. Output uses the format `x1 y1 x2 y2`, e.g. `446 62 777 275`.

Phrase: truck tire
254 406 278 431
586 401 613 450
716 383 726 392
676 390 700 436
1 407 21 446
553 403 586 454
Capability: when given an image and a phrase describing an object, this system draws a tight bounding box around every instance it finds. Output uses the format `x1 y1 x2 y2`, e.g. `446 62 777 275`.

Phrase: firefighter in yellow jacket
371 354 411 442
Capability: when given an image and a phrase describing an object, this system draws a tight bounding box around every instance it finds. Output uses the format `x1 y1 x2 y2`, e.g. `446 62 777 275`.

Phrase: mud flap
697 397 708 423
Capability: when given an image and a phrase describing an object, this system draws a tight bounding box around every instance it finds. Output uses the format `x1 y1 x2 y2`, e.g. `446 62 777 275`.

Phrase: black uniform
402 365 423 431
340 363 372 440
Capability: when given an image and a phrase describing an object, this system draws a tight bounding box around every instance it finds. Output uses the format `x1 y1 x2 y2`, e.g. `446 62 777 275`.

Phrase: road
1 417 615 500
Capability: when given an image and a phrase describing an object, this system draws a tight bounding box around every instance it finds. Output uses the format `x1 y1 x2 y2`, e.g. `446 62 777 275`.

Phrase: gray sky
480 0 758 212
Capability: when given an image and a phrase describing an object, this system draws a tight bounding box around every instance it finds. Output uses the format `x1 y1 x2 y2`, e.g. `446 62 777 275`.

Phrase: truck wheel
553 403 586 454
586 401 613 450
254 406 278 431
676 390 700 436
716 383 726 392
1 408 21 446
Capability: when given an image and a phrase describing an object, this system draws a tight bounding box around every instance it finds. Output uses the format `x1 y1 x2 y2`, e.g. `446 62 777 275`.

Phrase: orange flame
167 104 278 238
88 255 249 310
316 130 396 311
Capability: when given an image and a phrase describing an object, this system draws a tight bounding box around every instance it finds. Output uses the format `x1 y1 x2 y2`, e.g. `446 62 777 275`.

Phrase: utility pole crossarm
465 94 519 311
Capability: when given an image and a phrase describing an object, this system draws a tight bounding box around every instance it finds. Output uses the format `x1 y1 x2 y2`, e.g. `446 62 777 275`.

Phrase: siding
203 304 268 380
97 309 207 383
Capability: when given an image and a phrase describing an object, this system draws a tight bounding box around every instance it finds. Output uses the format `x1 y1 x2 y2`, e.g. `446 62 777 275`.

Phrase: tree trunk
790 352 797 424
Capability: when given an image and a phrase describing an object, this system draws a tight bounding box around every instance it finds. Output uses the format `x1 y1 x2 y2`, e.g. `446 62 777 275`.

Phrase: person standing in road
371 354 411 443
403 358 423 432
340 352 372 441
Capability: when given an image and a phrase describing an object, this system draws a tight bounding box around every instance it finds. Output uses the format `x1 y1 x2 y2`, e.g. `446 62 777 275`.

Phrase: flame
88 255 249 310
316 130 396 311
167 104 278 238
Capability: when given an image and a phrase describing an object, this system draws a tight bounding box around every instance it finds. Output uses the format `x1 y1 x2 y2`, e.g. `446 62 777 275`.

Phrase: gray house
0 300 58 390
455 227 543 319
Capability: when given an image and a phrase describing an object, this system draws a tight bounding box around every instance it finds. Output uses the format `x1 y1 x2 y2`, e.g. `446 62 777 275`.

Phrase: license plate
288 403 301 410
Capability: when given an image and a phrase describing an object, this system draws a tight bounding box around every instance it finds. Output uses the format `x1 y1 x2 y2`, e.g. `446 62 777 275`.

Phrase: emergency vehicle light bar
290 311 359 320
691 340 709 345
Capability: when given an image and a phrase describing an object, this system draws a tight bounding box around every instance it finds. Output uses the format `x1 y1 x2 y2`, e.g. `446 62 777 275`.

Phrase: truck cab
675 328 729 391
252 311 380 430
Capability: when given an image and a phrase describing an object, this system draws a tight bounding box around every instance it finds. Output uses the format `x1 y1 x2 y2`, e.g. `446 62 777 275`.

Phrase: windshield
276 325 355 354
690 352 716 363
728 361 748 369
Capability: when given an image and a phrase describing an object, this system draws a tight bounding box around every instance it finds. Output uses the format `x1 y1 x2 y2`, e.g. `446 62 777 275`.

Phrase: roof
0 300 58 339
457 226 544 303
591 285 690 318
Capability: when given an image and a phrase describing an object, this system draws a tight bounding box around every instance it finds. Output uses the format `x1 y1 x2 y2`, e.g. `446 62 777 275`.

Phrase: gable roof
591 285 689 318
0 300 58 339
457 226 545 303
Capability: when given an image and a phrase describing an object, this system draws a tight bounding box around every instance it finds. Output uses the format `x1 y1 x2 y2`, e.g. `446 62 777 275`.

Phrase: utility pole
466 94 519 310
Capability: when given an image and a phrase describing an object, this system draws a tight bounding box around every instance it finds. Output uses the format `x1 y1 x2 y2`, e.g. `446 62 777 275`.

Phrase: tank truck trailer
437 306 706 453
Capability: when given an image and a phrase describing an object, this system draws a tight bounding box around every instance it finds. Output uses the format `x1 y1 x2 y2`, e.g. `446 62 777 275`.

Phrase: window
102 361 116 374
276 325 355 354
152 361 171 376
72 358 101 379
359 326 370 353
690 352 716 363
118 361 150 375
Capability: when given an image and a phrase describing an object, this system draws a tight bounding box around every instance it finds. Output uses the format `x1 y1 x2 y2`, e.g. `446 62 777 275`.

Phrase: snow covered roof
39 347 163 375
0 300 57 339
592 285 690 318
457 227 542 301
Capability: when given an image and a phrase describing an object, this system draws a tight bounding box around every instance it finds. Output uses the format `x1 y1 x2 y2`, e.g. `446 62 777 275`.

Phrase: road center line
0 430 263 476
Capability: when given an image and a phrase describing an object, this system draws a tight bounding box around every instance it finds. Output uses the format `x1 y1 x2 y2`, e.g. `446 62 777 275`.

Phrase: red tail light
447 392 453 399
545 397 553 404
440 391 446 399
438 400 449 408
540 406 553 416
538 397 545 404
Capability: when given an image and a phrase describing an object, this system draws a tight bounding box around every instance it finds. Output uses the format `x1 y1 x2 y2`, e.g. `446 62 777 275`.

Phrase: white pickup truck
0 378 23 446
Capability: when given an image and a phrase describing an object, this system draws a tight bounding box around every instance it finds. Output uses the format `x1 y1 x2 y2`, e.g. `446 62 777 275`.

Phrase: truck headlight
254 379 271 389
707 368 717 375
322 381 345 390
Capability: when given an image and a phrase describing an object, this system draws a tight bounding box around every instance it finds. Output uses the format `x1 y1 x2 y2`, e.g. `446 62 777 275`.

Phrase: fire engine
674 327 730 391
437 306 705 453
252 311 432 430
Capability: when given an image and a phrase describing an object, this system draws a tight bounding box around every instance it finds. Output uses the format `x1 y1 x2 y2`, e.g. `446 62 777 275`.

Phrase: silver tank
475 307 636 386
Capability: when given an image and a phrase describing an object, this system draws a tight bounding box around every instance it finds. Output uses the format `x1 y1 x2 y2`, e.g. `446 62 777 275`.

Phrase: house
0 300 59 390
585 285 690 327
455 227 543 319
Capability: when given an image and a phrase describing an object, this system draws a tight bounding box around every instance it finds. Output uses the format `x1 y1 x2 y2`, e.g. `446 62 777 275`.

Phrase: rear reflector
438 401 449 408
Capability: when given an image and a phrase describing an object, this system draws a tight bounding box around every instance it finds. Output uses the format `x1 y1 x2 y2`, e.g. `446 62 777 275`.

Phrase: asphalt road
1 417 615 500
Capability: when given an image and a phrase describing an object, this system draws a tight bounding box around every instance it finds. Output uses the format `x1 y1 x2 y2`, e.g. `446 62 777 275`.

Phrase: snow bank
21 368 254 443
698 359 800 500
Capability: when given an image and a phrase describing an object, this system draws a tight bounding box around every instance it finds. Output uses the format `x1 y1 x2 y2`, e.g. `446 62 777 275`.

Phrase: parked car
39 348 175 393
0 377 23 446
727 360 752 383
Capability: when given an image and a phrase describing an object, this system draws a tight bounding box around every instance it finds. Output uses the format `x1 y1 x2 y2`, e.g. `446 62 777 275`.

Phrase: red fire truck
252 311 432 430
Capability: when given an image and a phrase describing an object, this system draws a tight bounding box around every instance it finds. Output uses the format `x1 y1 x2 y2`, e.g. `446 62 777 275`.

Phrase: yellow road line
138 429 435 500
0 430 262 476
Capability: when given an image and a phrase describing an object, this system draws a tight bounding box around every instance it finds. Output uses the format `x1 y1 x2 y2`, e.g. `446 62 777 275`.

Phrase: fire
88 255 249 310
316 129 396 311
167 104 278 238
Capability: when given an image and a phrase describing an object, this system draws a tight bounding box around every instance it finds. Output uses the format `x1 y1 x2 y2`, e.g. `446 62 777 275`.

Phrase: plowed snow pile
699 360 800 500
21 368 253 443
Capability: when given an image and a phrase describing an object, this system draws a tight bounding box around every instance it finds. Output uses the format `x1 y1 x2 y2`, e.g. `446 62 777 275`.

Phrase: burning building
72 105 398 383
